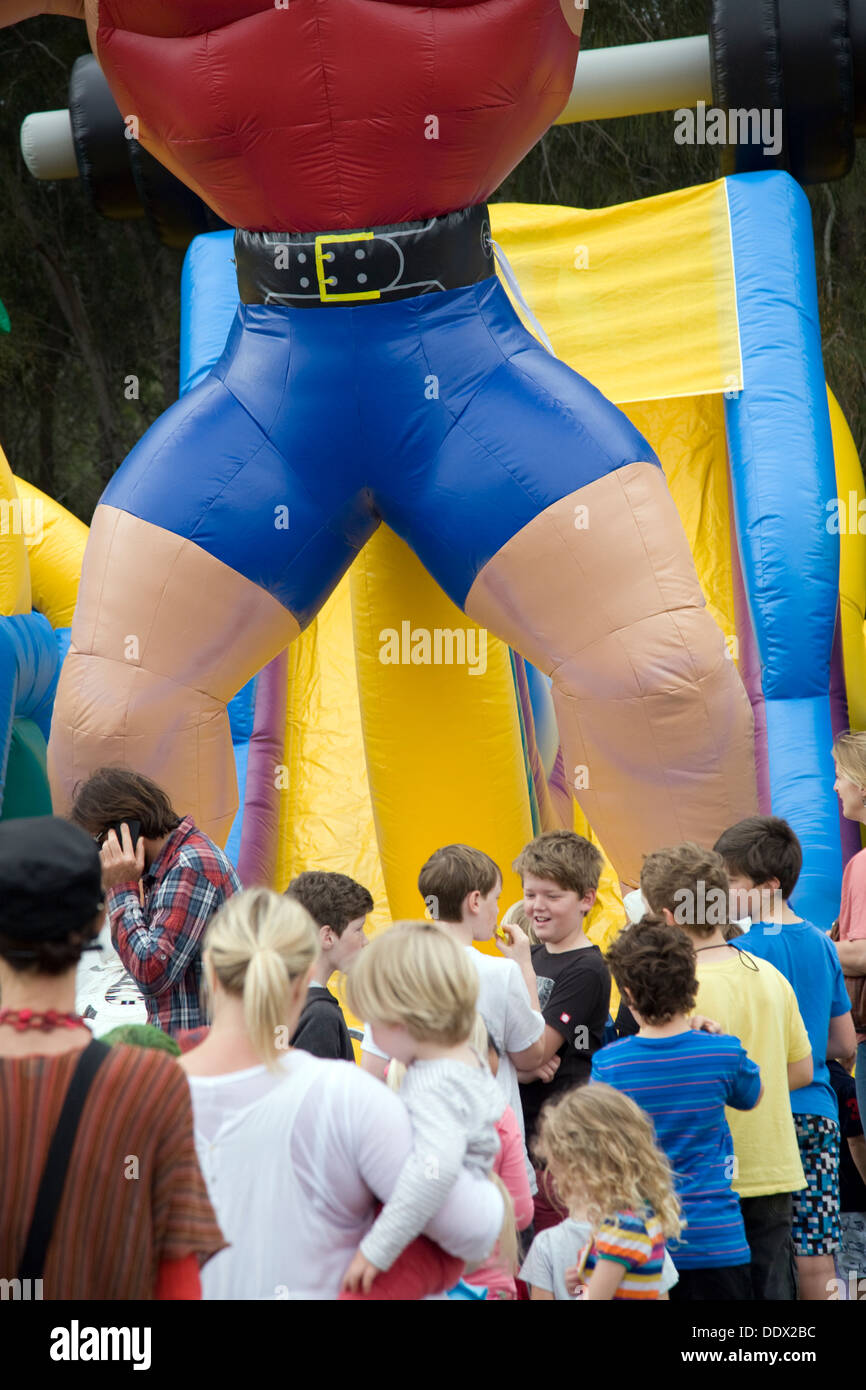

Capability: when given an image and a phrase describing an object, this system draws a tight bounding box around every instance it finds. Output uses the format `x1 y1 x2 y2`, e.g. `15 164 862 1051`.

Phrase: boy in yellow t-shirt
640 842 813 1302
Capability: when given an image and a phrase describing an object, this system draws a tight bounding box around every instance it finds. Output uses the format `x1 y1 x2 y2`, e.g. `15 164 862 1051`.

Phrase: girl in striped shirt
532 1083 682 1300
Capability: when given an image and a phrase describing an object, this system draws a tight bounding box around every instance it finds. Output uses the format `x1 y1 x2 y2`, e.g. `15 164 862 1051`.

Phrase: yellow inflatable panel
0 449 31 617
830 385 866 735
13 476 88 629
490 181 742 406
625 395 736 655
275 572 391 932
351 526 534 940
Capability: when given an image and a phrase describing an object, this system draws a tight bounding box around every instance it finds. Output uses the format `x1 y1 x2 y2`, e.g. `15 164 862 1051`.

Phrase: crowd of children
251 728 866 1301
6 735 866 1302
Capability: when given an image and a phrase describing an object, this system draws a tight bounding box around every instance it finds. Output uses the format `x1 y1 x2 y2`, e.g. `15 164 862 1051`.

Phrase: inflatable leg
379 275 757 885
49 306 380 843
49 507 298 845
465 463 757 884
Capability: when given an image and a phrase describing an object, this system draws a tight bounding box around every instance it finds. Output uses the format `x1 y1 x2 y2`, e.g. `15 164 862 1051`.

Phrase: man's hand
494 920 532 967
100 823 146 891
341 1248 382 1295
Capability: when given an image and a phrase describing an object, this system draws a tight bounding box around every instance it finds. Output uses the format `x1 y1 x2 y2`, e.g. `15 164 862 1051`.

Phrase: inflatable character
8 0 757 884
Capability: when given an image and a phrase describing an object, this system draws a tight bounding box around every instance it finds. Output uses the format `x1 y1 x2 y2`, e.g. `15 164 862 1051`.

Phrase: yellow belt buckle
314 231 381 303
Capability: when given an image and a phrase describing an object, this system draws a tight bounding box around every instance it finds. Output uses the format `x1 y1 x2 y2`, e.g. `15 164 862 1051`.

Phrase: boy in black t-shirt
514 830 611 1229
286 871 373 1061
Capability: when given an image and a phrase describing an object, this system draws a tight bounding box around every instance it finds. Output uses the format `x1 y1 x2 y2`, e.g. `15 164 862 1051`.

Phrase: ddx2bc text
693 1326 816 1340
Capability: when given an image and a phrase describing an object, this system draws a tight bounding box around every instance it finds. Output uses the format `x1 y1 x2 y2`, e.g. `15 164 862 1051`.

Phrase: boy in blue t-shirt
593 916 762 1300
715 815 857 1302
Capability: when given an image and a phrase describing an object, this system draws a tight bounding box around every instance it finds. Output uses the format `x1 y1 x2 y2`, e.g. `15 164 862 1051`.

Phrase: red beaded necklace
0 1008 90 1033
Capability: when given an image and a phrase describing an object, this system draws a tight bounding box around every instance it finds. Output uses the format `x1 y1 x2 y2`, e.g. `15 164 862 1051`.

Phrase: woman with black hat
0 816 226 1298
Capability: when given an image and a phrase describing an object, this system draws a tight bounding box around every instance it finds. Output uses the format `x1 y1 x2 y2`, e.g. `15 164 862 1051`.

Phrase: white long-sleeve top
187 1049 503 1299
360 1056 504 1272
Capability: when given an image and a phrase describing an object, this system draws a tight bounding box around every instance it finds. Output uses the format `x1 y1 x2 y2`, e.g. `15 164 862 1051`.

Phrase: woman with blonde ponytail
831 732 866 1121
179 891 503 1298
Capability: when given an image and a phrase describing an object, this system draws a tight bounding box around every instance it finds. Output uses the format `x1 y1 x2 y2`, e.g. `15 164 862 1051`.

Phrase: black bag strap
17 1038 110 1281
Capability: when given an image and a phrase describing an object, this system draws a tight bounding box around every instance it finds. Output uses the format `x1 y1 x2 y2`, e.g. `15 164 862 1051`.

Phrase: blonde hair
535 1084 683 1241
344 920 478 1044
203 888 319 1071
833 730 866 788
384 1008 518 1275
501 898 537 945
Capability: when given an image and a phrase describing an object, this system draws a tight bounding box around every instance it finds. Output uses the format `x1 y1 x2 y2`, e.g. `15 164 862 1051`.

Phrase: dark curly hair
70 766 181 841
607 915 698 1024
286 871 373 935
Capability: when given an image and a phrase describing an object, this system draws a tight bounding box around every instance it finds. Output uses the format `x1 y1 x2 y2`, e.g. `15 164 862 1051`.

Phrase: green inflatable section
2 718 53 818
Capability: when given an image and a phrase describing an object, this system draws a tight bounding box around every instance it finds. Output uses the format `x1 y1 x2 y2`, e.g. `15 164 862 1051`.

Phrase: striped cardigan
0 1043 226 1298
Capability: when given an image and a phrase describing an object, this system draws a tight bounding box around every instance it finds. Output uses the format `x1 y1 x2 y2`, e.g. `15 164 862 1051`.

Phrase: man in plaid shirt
72 768 241 1035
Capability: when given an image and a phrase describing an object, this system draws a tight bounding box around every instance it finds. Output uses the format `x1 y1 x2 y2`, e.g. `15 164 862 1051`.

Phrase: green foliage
0 2 862 524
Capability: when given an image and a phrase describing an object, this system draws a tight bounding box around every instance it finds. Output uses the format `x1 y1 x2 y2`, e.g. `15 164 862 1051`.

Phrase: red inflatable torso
94 0 580 231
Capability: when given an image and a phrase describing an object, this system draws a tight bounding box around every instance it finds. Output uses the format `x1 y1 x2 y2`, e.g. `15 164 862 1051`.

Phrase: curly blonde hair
534 1083 683 1241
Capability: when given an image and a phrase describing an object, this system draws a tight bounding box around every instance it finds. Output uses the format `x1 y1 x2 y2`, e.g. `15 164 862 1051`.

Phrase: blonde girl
533 1083 682 1301
388 1013 532 1299
831 731 866 1122
342 921 512 1296
180 892 503 1298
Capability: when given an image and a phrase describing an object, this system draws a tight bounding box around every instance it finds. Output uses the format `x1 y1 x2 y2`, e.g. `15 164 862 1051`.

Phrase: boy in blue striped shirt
715 815 856 1302
592 916 763 1299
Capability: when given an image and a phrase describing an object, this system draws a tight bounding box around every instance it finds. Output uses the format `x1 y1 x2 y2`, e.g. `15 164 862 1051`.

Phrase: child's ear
320 924 335 950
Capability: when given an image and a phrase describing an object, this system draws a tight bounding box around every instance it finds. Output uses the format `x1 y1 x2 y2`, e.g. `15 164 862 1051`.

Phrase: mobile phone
107 819 142 850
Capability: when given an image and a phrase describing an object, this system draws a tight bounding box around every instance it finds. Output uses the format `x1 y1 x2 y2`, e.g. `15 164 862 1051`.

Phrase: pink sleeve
494 1106 534 1231
841 851 866 941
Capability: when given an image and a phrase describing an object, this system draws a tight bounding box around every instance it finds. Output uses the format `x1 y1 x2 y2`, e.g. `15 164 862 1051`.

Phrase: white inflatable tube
556 35 713 124
20 109 77 180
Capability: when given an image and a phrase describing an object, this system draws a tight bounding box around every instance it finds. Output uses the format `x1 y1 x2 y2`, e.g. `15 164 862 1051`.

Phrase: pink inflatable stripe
729 499 771 814
237 649 289 887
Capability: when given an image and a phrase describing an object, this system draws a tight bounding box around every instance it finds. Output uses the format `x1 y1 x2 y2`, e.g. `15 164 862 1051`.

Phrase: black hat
0 816 105 944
